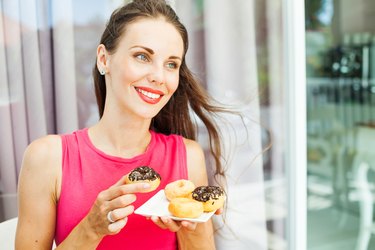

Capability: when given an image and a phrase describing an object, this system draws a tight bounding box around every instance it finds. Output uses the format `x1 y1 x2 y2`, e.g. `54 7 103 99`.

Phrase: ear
96 44 109 75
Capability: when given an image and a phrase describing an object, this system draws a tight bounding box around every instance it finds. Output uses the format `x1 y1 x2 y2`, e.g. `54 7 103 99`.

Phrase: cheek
120 63 148 83
167 75 180 94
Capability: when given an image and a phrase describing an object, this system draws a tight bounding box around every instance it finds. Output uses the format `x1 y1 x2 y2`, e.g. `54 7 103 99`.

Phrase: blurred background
306 1 375 250
1 0 375 249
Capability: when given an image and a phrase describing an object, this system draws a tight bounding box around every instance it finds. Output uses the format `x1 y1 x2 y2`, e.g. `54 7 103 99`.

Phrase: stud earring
100 69 105 75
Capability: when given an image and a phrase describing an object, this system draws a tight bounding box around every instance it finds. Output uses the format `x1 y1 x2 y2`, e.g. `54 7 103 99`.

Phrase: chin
137 110 162 120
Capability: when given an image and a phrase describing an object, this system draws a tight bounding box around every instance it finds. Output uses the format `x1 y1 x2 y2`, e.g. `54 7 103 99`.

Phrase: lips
135 86 164 104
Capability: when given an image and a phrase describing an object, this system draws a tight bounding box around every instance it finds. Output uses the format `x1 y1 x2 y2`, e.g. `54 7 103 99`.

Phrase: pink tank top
55 128 187 249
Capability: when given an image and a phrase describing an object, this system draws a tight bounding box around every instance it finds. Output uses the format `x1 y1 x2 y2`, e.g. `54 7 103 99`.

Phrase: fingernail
143 183 151 189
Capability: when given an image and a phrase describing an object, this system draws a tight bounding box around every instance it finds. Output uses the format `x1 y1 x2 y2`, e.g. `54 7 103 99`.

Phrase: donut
164 179 195 201
191 186 226 212
168 198 204 218
125 166 161 192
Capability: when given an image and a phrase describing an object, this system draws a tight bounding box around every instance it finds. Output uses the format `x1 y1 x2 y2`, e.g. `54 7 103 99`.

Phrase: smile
135 86 164 104
137 88 161 99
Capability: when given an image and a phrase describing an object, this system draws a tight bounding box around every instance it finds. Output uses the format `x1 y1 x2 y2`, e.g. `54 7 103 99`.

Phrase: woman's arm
16 135 106 249
15 135 149 249
176 138 216 250
150 138 217 249
15 135 62 249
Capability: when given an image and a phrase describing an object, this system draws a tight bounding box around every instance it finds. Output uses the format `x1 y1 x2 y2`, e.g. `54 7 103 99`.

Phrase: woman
16 0 228 249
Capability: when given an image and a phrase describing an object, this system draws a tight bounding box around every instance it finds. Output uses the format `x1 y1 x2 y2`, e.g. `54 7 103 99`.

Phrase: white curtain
176 1 267 249
52 0 79 133
0 0 77 221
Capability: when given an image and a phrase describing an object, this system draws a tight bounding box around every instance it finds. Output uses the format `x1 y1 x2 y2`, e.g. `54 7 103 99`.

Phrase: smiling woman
0 0 314 249
95 17 183 118
15 0 233 249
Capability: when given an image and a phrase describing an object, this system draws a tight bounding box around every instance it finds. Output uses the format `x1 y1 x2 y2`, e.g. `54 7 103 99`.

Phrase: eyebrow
130 45 182 61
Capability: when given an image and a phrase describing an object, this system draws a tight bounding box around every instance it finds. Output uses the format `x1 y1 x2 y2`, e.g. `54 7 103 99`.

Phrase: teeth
137 88 161 99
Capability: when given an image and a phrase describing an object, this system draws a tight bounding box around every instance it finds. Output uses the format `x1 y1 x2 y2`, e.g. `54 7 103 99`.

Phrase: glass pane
254 0 289 249
306 0 375 249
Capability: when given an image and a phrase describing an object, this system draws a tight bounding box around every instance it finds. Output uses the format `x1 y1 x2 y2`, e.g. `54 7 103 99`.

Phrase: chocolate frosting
192 186 224 202
128 166 161 181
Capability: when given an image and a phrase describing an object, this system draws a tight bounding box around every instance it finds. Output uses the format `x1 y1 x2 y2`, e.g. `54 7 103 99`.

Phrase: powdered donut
168 198 204 218
164 179 195 201
191 186 226 212
125 166 161 193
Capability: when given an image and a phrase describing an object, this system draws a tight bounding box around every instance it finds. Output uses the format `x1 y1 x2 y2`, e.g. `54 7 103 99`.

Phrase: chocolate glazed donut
191 186 226 212
125 166 161 193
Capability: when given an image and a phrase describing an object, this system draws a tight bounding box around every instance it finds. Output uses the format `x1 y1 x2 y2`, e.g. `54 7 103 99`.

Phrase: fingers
110 193 137 209
215 208 223 215
108 217 128 233
109 205 135 223
120 182 151 194
110 175 128 188
100 182 151 201
150 216 197 232
180 221 197 231
160 217 182 232
151 216 182 232
86 176 154 239
151 216 168 230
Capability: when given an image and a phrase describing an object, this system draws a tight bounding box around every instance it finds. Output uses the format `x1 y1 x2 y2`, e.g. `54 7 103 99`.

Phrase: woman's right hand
83 175 151 239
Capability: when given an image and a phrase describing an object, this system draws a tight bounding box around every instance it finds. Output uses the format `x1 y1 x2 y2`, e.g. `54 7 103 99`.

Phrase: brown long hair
93 0 230 182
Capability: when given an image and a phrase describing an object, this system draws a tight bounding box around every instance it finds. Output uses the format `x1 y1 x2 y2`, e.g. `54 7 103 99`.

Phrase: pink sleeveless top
55 128 187 249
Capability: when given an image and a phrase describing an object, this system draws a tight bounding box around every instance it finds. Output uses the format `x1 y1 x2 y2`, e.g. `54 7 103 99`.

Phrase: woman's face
99 18 184 120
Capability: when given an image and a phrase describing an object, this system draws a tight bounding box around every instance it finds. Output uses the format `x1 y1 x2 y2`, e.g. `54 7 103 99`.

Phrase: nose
147 63 164 85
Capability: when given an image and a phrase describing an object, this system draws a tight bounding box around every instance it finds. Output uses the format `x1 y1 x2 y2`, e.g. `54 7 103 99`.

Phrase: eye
135 53 149 62
166 62 178 69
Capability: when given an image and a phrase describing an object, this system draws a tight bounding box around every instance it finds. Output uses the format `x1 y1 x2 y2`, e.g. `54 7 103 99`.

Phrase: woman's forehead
118 18 184 57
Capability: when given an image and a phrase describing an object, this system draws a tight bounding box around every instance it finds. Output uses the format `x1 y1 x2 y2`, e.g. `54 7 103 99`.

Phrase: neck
89 112 152 158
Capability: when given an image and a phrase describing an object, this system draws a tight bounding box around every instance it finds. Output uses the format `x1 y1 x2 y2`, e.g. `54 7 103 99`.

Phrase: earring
100 69 105 75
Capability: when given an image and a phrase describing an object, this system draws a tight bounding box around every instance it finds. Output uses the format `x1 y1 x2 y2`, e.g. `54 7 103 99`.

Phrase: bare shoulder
23 135 62 170
182 138 208 186
20 135 62 199
182 138 205 168
16 135 62 248
25 134 61 153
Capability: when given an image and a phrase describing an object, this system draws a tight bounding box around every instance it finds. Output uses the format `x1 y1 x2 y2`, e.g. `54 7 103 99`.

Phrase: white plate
135 190 215 223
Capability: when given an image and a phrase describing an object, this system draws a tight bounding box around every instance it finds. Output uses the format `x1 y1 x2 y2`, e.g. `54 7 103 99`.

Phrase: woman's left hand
150 207 223 232
150 216 198 232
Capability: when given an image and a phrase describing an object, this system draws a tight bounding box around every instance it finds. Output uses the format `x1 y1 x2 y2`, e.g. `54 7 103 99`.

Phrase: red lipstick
135 86 164 104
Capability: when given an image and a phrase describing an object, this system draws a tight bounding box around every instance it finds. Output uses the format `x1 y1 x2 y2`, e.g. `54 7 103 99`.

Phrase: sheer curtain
176 0 267 249
0 0 77 221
